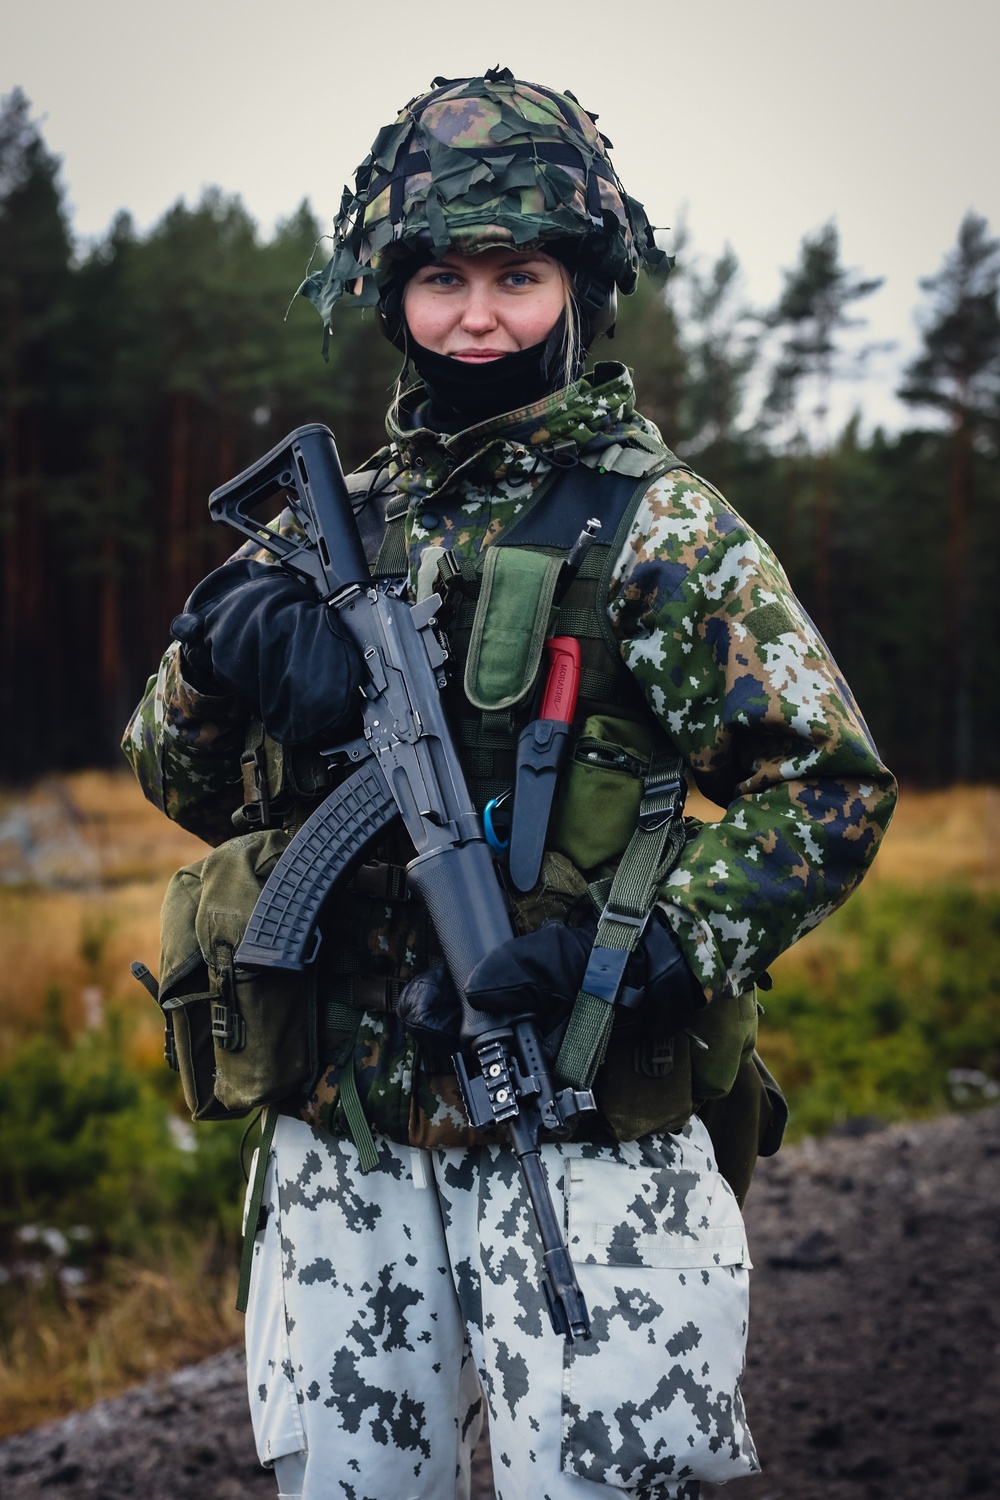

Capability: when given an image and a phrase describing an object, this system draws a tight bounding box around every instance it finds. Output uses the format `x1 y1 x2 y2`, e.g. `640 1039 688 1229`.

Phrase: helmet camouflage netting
299 67 669 328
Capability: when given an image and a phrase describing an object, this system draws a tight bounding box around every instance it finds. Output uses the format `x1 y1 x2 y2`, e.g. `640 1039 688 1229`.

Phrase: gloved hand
171 559 364 746
462 909 704 1030
395 960 463 1051
396 910 704 1047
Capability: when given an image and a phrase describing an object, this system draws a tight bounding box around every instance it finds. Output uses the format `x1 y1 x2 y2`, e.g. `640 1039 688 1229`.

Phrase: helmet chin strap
577 275 618 342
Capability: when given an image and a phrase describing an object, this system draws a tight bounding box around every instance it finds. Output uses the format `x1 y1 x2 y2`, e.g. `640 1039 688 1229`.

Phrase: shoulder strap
496 454 685 552
373 489 409 578
554 720 688 1089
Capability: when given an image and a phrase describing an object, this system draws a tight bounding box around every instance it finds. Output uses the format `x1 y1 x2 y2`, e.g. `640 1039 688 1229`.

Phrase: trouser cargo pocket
561 1121 759 1489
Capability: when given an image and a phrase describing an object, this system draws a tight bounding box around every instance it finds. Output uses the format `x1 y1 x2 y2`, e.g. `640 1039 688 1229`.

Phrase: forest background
2 67 1000 1441
3 85 1000 785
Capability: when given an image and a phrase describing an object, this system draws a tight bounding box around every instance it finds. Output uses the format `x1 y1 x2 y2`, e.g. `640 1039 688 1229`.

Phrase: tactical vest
227 457 692 1101
379 458 681 804
150 453 784 1239
236 457 684 851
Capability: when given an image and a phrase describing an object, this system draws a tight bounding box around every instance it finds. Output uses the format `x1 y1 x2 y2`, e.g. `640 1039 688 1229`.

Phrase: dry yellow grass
0 1245 243 1439
0 772 206 1056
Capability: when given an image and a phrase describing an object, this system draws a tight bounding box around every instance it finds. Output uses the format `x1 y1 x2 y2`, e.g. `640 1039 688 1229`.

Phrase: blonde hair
556 262 583 390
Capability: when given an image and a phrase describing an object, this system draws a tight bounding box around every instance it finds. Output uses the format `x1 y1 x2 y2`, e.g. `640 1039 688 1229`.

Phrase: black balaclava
405 311 579 432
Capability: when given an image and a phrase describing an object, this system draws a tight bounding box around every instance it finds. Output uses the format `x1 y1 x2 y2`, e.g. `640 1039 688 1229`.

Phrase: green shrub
0 1000 245 1257
763 883 1000 1137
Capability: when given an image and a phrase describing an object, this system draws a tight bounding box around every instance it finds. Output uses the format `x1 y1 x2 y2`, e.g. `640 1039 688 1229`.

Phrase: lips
450 348 509 361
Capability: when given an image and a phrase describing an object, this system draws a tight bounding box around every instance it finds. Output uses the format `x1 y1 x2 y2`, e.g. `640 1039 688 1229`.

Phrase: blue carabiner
483 795 511 854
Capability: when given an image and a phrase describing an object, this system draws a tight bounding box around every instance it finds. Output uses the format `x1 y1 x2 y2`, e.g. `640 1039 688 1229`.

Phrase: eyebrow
426 252 552 272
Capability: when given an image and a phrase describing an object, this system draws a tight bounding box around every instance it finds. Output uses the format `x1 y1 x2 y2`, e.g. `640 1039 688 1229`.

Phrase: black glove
171 560 364 746
397 910 704 1046
463 909 704 1029
395 960 463 1051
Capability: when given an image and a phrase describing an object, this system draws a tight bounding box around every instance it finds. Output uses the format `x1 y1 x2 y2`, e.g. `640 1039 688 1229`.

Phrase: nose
459 286 499 334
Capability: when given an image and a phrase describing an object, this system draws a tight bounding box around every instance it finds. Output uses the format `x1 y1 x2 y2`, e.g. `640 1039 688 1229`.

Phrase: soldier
124 70 896 1500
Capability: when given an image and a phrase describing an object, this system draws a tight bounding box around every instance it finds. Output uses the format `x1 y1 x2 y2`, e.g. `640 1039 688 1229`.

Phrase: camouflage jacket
123 361 896 1143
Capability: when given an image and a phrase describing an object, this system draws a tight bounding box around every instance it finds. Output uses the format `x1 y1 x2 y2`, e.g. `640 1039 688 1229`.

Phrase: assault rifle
209 423 595 1341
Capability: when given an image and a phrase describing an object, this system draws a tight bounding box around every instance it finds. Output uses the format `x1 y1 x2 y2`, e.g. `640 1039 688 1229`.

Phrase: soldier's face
403 248 566 361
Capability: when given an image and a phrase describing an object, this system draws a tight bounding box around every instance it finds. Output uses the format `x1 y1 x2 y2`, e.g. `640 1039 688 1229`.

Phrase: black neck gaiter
407 313 575 432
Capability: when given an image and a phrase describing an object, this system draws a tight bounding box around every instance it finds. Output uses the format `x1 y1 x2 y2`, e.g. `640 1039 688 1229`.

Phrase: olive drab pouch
586 985 765 1143
145 828 319 1119
592 1029 696 1141
687 985 761 1101
548 714 657 871
463 545 563 711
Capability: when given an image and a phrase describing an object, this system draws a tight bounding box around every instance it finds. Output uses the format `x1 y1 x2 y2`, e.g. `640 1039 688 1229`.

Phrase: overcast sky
5 0 998 433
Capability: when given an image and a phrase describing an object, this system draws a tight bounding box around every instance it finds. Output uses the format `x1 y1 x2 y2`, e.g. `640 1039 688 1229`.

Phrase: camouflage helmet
298 67 669 330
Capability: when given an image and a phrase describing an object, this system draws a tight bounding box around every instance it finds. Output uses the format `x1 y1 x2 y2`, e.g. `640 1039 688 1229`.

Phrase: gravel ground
2 1107 997 1500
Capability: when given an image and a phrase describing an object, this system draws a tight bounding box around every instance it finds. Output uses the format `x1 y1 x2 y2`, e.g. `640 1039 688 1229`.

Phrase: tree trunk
166 389 192 610
947 411 974 780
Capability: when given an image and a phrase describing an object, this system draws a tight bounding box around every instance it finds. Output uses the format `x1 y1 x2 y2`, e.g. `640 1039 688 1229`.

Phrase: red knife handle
539 637 581 723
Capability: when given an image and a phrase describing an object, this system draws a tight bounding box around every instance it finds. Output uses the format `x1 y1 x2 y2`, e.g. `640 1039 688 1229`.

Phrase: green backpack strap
555 744 687 1090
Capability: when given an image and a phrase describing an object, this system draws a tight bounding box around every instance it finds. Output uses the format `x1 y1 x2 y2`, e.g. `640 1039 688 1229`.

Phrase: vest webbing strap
555 745 687 1090
232 1084 378 1312
337 1051 381 1173
236 993 382 1313
374 492 410 577
236 1105 278 1313
324 981 385 1174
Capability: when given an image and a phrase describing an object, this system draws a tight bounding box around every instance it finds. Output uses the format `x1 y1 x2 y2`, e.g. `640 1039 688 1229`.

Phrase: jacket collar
385 362 667 501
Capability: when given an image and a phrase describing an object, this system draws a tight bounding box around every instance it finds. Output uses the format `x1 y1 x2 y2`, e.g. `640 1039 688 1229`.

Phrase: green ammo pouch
592 1029 695 1141
687 986 761 1101
549 714 656 871
151 829 319 1120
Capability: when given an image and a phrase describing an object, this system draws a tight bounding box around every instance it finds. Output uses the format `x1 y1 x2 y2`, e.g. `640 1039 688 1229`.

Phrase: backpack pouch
157 829 319 1119
157 866 240 1121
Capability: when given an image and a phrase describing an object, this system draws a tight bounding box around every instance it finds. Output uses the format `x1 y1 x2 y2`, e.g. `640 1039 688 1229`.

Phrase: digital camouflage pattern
299 67 669 329
122 360 896 1143
246 1113 756 1497
123 640 252 846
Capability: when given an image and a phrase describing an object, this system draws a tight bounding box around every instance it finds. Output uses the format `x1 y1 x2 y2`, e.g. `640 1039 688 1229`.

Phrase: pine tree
761 223 883 631
0 90 74 776
608 272 685 442
676 244 758 488
899 212 1000 780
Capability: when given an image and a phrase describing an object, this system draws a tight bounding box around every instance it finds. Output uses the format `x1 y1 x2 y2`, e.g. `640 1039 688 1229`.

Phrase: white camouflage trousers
244 1112 758 1500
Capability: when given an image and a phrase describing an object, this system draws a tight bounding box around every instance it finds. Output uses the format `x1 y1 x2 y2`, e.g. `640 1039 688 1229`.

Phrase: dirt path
2 1108 997 1500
